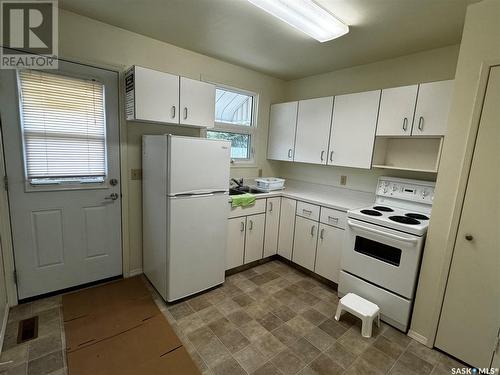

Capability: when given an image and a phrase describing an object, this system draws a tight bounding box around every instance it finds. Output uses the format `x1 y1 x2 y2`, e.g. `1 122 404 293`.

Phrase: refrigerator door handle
171 190 228 197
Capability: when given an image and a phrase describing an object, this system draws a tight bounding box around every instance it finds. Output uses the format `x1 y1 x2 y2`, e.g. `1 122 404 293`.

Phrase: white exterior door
133 66 179 124
267 102 298 161
278 198 296 260
263 197 281 257
0 60 122 299
328 90 380 169
244 213 265 264
179 77 216 128
294 97 333 165
292 216 318 271
226 217 246 270
412 80 454 136
376 85 418 136
435 67 500 368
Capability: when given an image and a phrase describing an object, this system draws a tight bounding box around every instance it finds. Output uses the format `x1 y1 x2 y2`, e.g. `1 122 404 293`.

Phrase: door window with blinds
17 69 107 187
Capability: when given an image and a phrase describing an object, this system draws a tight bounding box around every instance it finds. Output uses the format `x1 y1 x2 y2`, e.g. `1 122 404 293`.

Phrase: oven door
341 218 425 298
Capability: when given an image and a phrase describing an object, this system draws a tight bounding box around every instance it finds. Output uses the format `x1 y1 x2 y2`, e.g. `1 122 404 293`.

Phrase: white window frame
209 84 258 166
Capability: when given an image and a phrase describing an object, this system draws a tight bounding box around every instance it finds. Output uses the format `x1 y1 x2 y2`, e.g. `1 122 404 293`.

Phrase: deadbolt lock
110 178 118 186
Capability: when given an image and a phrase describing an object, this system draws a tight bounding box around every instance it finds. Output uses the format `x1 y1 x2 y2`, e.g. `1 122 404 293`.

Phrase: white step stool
335 293 380 338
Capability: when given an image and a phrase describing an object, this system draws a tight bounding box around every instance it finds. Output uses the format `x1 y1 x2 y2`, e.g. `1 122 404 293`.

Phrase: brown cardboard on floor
64 296 159 352
67 315 199 375
62 276 150 322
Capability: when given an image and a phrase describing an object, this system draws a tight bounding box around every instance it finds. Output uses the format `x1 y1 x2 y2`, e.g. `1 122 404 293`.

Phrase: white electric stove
339 177 436 331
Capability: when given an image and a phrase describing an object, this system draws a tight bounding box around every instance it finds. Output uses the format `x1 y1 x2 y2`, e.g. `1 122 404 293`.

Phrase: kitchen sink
229 186 266 195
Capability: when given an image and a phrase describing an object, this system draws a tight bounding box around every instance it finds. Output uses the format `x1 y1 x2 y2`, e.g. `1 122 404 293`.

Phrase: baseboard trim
408 329 429 346
128 268 143 277
0 303 10 354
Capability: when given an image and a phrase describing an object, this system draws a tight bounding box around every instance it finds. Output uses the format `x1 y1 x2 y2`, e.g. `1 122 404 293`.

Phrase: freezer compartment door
169 136 230 195
167 193 228 301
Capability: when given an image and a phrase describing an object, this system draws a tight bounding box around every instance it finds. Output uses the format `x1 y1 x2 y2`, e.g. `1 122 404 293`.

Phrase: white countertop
229 179 374 212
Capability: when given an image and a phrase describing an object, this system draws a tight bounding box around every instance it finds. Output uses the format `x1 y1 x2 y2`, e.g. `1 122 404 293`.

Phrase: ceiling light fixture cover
247 0 349 42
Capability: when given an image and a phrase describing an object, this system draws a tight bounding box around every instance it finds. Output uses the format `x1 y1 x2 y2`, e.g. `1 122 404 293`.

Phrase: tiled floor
0 295 65 375
0 260 465 375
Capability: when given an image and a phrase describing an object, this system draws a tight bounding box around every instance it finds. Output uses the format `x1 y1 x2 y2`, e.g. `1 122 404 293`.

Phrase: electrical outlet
131 169 142 180
340 175 347 185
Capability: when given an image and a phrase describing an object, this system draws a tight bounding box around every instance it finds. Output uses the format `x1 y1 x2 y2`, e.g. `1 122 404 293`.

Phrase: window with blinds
17 70 107 184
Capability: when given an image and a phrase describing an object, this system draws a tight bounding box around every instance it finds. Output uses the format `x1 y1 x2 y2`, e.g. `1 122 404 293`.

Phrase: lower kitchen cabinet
226 217 246 270
314 224 344 283
244 213 265 264
278 198 296 260
292 216 319 271
264 197 281 257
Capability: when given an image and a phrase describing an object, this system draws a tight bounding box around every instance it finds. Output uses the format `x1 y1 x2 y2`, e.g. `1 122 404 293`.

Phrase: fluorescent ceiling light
247 0 349 42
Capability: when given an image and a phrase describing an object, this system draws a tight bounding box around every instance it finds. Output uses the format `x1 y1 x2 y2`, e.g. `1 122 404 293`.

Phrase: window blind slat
18 70 107 180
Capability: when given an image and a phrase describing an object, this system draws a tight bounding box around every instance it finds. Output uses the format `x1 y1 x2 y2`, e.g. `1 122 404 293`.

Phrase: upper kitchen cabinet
376 84 418 136
412 80 454 136
267 102 298 161
125 66 215 128
328 90 381 169
126 66 179 124
179 77 216 128
294 96 334 165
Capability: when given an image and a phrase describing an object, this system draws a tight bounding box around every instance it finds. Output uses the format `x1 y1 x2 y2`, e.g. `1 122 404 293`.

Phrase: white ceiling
59 0 478 80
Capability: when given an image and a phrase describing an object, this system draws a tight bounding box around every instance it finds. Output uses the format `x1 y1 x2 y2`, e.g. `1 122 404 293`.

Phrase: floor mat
62 276 200 375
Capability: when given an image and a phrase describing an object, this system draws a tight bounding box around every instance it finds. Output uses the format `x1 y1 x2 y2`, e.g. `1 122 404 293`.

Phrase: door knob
105 193 119 200
465 234 473 241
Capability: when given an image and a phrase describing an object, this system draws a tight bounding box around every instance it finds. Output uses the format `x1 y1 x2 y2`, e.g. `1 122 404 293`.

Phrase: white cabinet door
267 102 298 161
278 198 296 260
134 66 179 124
315 224 344 283
377 85 418 136
328 90 380 169
292 216 318 271
226 217 246 270
294 97 334 164
180 77 216 128
244 213 265 264
413 80 454 136
264 197 281 257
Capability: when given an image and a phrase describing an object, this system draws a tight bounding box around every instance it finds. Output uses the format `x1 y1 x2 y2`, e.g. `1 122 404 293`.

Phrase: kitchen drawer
296 201 320 221
228 199 266 218
320 207 347 229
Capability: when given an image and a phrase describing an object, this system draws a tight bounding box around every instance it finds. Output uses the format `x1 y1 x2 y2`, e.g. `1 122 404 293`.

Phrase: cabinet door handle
310 225 316 236
329 151 334 162
320 228 325 240
288 149 293 159
418 116 424 131
269 202 273 212
328 216 339 223
240 221 245 232
402 117 408 131
171 106 176 119
320 150 325 161
302 209 312 215
183 107 188 120
249 220 253 230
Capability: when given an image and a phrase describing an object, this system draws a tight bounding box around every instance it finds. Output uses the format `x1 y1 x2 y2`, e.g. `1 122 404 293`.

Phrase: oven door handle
347 220 419 244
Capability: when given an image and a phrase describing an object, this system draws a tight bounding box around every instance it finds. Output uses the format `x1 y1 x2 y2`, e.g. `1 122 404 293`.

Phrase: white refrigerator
142 135 230 302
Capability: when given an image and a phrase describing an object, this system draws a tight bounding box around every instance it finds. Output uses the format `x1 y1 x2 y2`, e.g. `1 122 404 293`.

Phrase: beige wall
58 10 287 274
272 45 460 192
410 0 500 345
